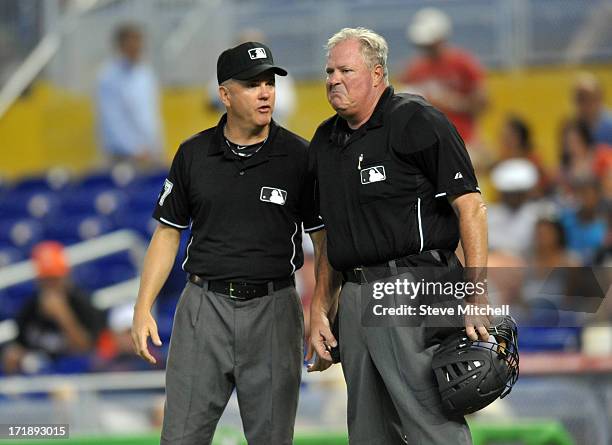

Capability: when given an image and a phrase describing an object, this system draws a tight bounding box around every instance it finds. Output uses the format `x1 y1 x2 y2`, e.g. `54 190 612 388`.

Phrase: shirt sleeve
302 146 324 233
152 145 191 229
403 106 480 198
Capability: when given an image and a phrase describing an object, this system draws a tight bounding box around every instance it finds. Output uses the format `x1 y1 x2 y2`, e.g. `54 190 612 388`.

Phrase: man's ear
372 65 384 87
218 84 231 108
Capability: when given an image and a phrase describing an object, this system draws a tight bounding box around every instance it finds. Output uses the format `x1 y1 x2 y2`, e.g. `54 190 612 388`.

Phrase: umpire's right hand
132 307 162 364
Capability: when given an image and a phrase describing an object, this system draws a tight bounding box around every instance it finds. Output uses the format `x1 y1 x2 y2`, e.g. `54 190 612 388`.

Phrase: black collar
209 114 285 157
329 86 394 147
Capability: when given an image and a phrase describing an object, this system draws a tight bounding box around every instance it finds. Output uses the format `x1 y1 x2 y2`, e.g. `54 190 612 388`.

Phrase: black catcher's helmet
432 316 519 416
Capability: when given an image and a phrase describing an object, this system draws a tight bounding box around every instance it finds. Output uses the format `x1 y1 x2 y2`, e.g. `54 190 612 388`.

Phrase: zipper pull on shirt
358 153 363 170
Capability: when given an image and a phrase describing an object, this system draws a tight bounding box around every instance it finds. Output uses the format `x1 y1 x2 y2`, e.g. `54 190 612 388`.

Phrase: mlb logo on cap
217 41 287 84
248 48 267 60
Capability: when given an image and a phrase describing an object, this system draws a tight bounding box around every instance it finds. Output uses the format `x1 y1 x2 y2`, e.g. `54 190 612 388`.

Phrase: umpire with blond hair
307 28 490 444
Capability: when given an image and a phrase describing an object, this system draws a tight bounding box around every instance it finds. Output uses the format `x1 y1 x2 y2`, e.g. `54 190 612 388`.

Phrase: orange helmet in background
31 241 70 279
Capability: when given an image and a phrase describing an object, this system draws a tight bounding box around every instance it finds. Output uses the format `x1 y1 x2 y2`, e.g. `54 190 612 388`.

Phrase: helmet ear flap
432 316 519 416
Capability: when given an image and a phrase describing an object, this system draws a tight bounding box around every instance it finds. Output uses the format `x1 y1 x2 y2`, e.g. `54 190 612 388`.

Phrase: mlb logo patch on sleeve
360 166 386 184
260 187 287 205
159 179 173 206
248 48 267 60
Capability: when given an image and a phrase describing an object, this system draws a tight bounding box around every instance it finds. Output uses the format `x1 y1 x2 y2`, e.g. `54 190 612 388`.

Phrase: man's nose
259 84 272 99
327 71 340 86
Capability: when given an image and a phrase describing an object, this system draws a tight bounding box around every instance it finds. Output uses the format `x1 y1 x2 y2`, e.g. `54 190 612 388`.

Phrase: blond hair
326 27 389 83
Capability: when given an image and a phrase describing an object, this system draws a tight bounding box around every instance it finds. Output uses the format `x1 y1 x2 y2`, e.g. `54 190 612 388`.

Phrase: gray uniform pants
339 276 473 445
160 281 304 445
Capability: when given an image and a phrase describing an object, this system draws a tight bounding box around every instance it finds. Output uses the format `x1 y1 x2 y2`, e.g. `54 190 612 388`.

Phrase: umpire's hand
132 308 162 364
306 307 336 372
464 292 491 342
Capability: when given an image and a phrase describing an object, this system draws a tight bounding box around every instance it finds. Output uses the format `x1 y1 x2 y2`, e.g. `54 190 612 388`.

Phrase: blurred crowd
1 8 612 376
1 241 163 375
397 8 612 335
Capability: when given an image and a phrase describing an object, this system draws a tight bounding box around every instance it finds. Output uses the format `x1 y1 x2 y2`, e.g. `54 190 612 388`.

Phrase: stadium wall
0 64 610 180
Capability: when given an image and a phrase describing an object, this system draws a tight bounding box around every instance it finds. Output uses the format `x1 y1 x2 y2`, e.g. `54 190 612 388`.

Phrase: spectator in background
1 241 105 375
96 23 164 168
497 115 551 196
560 178 607 265
559 121 612 195
206 29 297 126
94 304 161 372
572 72 612 146
530 218 579 270
519 218 584 330
488 158 545 257
398 8 488 152
560 120 596 183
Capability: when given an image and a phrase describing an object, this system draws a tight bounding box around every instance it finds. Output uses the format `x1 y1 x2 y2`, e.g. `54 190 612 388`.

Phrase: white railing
0 367 344 395
0 229 146 289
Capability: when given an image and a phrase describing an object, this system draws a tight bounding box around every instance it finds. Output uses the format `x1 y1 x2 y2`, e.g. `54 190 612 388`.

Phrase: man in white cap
487 158 545 257
398 7 488 147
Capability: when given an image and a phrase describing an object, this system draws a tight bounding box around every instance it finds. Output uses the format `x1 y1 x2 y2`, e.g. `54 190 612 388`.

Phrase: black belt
188 274 294 300
341 250 451 284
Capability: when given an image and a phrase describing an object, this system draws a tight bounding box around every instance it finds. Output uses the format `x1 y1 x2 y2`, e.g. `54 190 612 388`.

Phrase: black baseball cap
217 41 287 84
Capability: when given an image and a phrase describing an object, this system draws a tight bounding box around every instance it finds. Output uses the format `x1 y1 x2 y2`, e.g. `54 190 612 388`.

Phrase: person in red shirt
398 8 488 147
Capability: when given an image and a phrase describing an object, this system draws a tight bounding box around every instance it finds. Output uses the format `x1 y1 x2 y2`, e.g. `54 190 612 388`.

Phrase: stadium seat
43 214 116 245
126 187 159 214
0 282 37 319
0 191 60 220
0 246 25 267
0 218 45 252
59 188 128 217
113 210 157 239
519 327 581 351
73 170 116 190
130 169 167 189
72 261 137 291
10 169 72 194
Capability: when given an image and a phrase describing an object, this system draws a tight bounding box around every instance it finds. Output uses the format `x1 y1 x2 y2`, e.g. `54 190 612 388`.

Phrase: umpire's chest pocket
358 160 395 204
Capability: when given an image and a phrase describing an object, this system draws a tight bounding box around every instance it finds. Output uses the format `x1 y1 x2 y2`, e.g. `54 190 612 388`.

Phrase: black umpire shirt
309 86 480 271
153 115 323 283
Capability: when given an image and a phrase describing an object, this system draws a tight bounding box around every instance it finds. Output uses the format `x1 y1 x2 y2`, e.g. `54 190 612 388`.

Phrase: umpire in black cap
132 42 334 444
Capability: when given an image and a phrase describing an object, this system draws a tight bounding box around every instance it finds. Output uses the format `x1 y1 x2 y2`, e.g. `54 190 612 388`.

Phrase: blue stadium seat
10 176 53 194
0 191 60 220
130 169 167 189
72 261 137 290
44 214 116 245
0 282 37 319
73 171 116 190
0 218 45 251
126 184 160 214
10 170 72 194
59 188 128 217
72 251 139 288
0 246 25 267
519 327 581 351
113 210 157 239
